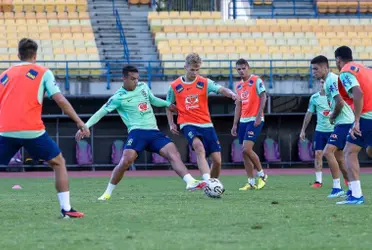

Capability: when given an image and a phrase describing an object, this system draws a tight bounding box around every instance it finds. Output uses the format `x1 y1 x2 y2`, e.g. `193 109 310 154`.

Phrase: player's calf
48 154 84 218
209 152 222 178
98 149 137 200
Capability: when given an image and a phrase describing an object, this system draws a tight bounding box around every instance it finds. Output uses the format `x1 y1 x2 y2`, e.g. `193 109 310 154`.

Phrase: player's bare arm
300 111 313 140
254 91 267 127
350 86 364 138
231 99 241 136
52 93 90 138
329 95 344 125
218 87 238 100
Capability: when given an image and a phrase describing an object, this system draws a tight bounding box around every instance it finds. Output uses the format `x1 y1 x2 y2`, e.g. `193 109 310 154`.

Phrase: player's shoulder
111 87 127 100
31 63 49 72
328 72 339 81
310 92 320 100
137 81 148 88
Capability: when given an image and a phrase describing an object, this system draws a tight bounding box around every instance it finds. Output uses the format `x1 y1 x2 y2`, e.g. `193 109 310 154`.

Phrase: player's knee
366 146 372 158
322 149 332 159
242 146 253 156
193 141 205 155
48 153 65 168
212 157 222 167
315 150 323 160
166 151 181 162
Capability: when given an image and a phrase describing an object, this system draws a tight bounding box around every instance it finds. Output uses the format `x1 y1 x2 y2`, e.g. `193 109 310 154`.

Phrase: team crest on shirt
196 81 204 89
185 94 199 110
175 84 184 93
138 102 149 112
350 66 359 72
0 74 9 86
26 69 38 80
248 80 254 86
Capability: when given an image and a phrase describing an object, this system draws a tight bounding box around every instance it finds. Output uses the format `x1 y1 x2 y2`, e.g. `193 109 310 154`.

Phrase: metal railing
2 59 369 90
0 59 372 90
229 0 372 19
152 0 219 11
112 0 130 63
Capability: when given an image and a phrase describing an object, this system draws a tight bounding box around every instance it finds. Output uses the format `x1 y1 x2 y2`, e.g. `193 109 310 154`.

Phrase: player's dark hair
310 55 329 67
335 46 353 62
236 58 249 67
122 65 139 77
18 38 38 61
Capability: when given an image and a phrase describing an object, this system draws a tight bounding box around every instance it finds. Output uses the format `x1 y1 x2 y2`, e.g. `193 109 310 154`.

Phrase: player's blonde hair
185 53 202 66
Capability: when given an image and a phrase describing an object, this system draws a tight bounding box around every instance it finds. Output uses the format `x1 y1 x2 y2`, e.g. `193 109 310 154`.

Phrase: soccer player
310 55 352 198
300 79 334 188
76 65 206 201
166 53 237 181
334 46 372 205
0 38 88 218
231 59 268 190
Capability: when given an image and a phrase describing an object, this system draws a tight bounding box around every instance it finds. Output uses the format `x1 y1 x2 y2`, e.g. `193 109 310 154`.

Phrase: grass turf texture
0 174 371 250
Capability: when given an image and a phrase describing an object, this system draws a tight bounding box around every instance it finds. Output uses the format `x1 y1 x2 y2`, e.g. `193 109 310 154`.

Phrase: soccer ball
204 178 225 198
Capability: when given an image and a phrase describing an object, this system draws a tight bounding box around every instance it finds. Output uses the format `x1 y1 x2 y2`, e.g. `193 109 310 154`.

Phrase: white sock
348 182 352 192
257 170 265 178
350 181 362 198
183 174 195 184
333 179 341 189
202 173 210 181
105 183 116 196
248 178 256 186
57 191 71 211
315 172 322 183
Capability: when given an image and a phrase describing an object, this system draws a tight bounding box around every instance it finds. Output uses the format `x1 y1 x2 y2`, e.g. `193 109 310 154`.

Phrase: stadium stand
0 0 101 77
148 11 372 76
316 0 372 14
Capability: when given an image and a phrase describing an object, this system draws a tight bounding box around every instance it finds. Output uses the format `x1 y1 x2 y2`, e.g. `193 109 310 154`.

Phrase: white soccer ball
204 178 225 198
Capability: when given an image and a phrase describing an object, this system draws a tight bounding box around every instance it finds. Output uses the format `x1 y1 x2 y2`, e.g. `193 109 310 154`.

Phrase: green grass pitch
0 174 371 250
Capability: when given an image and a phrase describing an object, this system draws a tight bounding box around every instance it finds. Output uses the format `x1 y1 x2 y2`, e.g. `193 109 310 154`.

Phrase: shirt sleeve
147 84 170 107
326 77 340 99
102 94 121 113
307 96 316 113
256 78 266 95
43 70 61 97
86 95 120 128
166 87 176 104
207 78 222 94
339 72 359 93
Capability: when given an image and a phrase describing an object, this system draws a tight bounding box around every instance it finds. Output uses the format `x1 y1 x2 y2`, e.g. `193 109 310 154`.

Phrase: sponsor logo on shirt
248 80 254 86
322 110 330 116
237 84 242 90
240 91 249 103
185 95 199 110
25 69 38 80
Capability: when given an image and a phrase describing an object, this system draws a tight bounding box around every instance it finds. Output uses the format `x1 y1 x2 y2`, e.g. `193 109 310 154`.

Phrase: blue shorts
124 129 172 154
181 125 221 157
347 118 372 148
313 131 332 151
0 132 61 165
238 121 264 144
327 123 353 150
